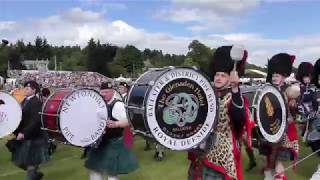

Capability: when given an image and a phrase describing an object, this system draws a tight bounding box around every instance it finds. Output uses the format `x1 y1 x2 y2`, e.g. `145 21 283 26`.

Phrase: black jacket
14 96 43 140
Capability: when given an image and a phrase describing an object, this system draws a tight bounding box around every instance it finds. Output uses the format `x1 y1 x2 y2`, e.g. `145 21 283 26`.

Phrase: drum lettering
181 139 191 147
162 136 177 146
61 106 70 113
0 112 8 123
91 132 99 140
159 79 165 86
62 127 74 141
80 90 87 97
209 102 215 112
153 126 164 139
69 95 77 102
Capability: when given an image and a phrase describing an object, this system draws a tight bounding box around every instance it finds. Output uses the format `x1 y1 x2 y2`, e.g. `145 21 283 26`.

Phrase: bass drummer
7 80 49 180
84 81 138 180
264 53 300 180
188 46 251 180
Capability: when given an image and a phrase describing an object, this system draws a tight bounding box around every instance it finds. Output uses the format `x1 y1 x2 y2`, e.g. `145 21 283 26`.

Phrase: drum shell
41 89 73 143
127 69 170 137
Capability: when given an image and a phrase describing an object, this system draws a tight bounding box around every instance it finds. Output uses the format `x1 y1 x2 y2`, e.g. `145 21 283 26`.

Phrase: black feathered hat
209 45 247 79
266 53 295 83
296 62 313 83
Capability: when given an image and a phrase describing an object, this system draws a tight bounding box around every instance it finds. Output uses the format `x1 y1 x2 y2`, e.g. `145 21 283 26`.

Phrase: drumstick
230 44 245 73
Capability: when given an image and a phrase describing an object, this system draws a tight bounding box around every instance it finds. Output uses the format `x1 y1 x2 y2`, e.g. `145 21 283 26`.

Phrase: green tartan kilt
85 137 139 176
11 136 50 170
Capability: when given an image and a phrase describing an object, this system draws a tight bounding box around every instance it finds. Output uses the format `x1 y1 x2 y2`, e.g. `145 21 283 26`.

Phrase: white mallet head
230 45 246 62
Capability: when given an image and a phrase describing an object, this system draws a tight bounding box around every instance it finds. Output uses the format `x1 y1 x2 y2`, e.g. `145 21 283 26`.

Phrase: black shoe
154 152 164 161
246 161 257 171
34 172 43 180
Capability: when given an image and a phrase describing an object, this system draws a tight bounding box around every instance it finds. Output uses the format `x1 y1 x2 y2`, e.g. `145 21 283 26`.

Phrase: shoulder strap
108 99 122 120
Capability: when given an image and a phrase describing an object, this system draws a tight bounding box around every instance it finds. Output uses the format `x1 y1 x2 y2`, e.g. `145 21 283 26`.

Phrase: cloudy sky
1 0 320 66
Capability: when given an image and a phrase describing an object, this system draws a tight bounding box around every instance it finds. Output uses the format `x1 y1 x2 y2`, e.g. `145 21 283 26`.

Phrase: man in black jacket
11 80 49 180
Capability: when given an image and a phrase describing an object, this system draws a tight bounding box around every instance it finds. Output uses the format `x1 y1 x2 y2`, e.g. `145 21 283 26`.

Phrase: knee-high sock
89 171 104 180
107 175 119 180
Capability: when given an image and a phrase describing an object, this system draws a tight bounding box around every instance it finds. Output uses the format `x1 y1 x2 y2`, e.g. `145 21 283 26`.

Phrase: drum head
254 85 287 143
0 92 22 138
145 68 217 150
59 89 108 147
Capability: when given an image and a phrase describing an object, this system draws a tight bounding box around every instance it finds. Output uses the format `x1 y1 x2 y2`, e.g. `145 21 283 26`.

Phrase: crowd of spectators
7 70 111 89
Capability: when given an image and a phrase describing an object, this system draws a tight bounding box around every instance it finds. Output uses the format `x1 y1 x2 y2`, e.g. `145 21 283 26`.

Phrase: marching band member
264 53 299 180
84 83 138 180
295 62 317 139
309 59 320 180
188 46 252 180
8 80 49 180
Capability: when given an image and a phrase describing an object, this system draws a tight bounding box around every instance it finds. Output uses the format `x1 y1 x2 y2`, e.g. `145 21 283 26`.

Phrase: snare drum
41 88 108 147
0 91 22 138
127 67 217 150
241 84 287 145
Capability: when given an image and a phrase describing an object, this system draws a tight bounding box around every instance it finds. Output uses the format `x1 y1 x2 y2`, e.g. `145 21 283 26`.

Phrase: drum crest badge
162 93 199 127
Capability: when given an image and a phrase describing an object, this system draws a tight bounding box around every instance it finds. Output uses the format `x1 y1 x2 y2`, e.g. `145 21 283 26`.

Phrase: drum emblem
163 93 199 127
264 96 274 117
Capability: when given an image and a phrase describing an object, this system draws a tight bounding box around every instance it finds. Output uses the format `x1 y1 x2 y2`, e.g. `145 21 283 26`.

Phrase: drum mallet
230 44 246 72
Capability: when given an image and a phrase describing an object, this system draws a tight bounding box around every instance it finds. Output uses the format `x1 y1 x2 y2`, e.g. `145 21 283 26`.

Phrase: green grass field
0 137 318 180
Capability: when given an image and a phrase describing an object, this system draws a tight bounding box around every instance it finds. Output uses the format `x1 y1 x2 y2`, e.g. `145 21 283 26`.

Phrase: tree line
0 37 270 79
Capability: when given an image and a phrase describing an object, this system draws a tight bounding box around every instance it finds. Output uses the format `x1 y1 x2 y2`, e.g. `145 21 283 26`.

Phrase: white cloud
0 21 18 31
156 0 259 32
1 7 319 67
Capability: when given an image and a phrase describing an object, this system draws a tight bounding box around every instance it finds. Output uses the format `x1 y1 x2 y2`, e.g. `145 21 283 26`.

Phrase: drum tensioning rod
274 148 320 177
38 112 59 116
125 105 145 110
40 128 61 133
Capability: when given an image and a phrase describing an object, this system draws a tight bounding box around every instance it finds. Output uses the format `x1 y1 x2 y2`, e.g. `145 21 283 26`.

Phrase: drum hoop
145 67 217 150
0 91 22 137
59 88 108 147
254 85 287 143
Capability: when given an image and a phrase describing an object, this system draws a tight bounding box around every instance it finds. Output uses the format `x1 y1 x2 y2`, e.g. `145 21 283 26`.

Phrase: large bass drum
127 67 217 150
0 91 22 138
241 84 287 144
41 88 108 147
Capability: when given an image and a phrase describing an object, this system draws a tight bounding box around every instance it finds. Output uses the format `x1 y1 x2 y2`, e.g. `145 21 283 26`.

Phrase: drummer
295 62 318 137
310 58 320 180
84 82 138 180
8 80 49 180
188 46 251 180
264 53 300 180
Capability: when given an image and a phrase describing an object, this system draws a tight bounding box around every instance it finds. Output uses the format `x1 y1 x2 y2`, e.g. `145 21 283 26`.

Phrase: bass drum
0 91 22 138
127 67 217 150
241 84 287 145
41 88 108 147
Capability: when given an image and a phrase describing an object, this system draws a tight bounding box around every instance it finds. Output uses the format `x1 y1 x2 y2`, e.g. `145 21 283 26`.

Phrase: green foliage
62 51 87 71
185 40 214 75
0 47 9 77
114 45 143 77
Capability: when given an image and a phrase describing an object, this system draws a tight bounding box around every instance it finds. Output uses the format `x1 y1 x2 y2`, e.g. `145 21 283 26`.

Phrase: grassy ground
0 136 318 180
